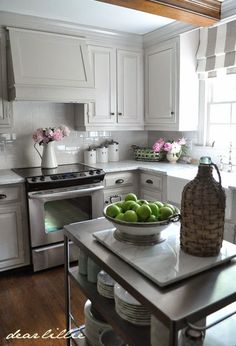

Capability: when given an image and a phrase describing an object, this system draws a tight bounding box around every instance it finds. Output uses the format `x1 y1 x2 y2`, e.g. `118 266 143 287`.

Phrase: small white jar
87 258 101 283
108 142 119 162
84 148 96 165
78 249 88 276
96 146 108 163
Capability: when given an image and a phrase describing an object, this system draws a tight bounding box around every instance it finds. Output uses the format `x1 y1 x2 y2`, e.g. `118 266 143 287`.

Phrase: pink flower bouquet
32 125 70 145
152 137 187 156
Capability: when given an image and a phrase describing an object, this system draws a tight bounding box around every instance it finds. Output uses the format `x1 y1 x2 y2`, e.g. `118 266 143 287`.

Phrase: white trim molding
143 21 196 49
0 11 143 49
221 0 236 20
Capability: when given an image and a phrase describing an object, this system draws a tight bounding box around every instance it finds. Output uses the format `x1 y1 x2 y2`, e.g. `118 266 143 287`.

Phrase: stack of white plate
97 271 115 299
84 300 111 346
114 283 151 326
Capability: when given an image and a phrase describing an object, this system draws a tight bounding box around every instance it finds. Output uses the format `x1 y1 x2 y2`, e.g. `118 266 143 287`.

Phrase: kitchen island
64 217 236 346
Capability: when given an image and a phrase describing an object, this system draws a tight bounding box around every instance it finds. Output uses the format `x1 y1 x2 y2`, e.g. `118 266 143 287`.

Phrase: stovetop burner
13 163 105 192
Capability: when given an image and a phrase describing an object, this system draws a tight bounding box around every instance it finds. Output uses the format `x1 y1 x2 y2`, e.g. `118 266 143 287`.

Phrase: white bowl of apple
103 193 180 236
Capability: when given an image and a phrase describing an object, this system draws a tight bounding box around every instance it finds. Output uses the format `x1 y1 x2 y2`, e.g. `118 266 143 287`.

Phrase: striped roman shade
197 20 236 78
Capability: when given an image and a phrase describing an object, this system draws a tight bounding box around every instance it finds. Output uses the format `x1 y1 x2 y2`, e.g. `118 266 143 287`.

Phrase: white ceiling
0 0 174 34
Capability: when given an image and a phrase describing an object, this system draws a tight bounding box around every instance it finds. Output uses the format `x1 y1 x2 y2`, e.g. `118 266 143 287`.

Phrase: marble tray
93 224 236 287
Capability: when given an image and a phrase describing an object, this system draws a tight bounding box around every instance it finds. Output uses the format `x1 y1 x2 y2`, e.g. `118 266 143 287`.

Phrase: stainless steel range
13 164 105 271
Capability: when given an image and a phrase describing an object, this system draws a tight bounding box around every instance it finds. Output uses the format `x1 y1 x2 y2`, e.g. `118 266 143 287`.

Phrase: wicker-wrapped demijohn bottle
180 157 226 257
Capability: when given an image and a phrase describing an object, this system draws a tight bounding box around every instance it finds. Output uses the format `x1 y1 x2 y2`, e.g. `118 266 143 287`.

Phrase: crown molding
221 0 236 19
0 11 143 48
143 21 197 48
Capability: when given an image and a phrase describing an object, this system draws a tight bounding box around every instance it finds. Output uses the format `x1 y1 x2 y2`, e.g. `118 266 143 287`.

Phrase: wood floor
0 266 86 346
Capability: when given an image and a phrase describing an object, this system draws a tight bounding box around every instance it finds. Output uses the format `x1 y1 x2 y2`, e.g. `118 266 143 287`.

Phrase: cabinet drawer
0 186 20 203
104 186 135 205
105 172 134 188
140 173 162 191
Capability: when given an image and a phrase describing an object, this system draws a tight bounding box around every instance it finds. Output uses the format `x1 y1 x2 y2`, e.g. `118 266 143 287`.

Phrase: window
205 73 236 148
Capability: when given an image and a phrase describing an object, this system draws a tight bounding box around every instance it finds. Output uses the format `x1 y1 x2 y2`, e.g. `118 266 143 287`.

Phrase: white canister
84 148 96 165
78 249 88 276
96 146 108 163
87 257 101 283
108 142 119 162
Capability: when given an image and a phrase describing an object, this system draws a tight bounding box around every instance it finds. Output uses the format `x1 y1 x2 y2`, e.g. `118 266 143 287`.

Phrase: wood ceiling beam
96 0 222 27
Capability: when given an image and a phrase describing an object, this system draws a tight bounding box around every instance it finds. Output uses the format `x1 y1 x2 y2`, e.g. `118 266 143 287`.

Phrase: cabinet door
117 49 143 125
88 45 116 125
0 204 25 270
140 189 162 202
0 30 11 127
145 39 177 127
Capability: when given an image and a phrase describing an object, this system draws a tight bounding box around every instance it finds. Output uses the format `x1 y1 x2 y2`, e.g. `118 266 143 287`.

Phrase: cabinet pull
105 195 122 205
146 179 153 184
110 112 115 115
0 194 7 199
171 111 175 115
110 195 122 203
115 179 124 184
118 112 122 116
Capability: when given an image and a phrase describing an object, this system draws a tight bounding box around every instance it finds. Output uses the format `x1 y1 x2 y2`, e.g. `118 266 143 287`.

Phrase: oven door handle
28 185 104 202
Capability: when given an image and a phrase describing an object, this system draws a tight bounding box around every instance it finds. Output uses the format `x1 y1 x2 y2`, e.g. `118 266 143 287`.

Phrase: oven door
28 184 104 247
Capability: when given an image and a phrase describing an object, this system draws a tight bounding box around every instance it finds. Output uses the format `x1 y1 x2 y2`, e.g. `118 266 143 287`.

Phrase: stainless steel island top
64 217 236 346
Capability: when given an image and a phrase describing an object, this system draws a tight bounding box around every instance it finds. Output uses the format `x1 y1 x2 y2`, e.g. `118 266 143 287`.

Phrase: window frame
198 75 236 149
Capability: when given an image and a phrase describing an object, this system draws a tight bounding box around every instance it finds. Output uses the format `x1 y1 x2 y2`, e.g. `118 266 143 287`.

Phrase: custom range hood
7 27 95 102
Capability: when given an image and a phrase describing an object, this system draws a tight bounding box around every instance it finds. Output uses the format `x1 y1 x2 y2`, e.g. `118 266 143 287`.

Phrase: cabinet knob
171 111 175 115
110 112 115 115
146 179 153 184
118 112 122 116
115 179 124 184
0 194 7 199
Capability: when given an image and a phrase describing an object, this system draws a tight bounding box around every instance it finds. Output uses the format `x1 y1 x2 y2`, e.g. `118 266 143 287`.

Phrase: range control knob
32 177 37 182
96 170 101 174
40 176 45 181
89 170 94 175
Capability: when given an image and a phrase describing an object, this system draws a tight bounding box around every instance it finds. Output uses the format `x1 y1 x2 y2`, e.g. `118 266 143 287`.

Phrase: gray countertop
91 160 197 175
92 160 236 190
1 160 236 189
0 169 24 185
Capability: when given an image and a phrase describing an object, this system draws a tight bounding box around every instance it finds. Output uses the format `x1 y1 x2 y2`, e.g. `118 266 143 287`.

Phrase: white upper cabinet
0 30 12 128
7 27 95 102
145 30 199 131
117 49 143 126
145 39 177 128
87 45 117 126
75 45 143 131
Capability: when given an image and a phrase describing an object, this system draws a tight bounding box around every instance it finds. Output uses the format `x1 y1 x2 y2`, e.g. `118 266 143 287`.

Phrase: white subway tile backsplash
0 102 148 169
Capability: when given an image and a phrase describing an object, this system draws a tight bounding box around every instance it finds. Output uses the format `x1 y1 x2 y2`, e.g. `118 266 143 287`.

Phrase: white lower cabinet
104 171 138 205
104 170 167 205
104 186 137 205
139 171 167 202
224 222 236 244
0 184 30 271
140 189 162 202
